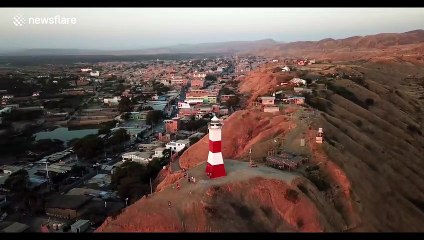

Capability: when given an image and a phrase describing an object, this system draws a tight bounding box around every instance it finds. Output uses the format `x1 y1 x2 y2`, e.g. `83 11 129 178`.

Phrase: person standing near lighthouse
206 115 226 178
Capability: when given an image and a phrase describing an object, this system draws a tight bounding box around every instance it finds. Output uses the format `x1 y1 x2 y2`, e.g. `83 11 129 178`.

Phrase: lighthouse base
205 163 226 179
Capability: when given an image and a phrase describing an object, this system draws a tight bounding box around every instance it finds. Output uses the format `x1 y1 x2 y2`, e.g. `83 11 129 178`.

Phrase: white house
121 151 153 165
81 68 92 72
165 139 190 153
90 71 100 77
290 78 307 85
282 66 291 72
153 147 166 158
103 96 121 105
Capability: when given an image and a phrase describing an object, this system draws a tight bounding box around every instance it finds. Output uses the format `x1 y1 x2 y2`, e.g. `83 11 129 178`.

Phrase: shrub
407 124 422 136
327 83 368 109
365 98 374 106
284 189 300 204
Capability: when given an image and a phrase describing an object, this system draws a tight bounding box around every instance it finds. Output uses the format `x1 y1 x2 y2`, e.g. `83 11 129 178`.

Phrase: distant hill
248 29 424 62
1 39 278 56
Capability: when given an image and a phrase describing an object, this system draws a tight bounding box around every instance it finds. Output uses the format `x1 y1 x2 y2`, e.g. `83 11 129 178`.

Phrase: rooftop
71 220 90 229
45 194 93 210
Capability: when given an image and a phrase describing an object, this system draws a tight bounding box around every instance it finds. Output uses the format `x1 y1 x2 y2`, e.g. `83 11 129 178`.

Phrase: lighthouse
206 116 226 178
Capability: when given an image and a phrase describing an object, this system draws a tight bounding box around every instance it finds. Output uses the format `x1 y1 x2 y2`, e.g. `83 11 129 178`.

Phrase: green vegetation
284 189 300 204
2 109 44 121
304 169 330 191
365 98 374 106
183 117 208 131
29 139 64 154
111 159 165 202
327 83 368 109
220 87 235 95
105 128 130 147
4 169 29 194
205 75 217 82
304 93 329 112
118 96 133 113
152 81 170 95
98 120 118 135
146 110 164 126
407 124 422 136
225 95 240 108
43 96 85 110
73 134 104 161
122 112 131 121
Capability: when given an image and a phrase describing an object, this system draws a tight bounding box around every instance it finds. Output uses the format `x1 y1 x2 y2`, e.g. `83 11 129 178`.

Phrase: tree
73 135 104 160
205 75 217 82
98 120 118 135
111 161 159 201
118 96 133 113
146 110 163 126
4 169 29 194
220 87 235 95
122 112 131 121
225 95 240 108
106 129 130 146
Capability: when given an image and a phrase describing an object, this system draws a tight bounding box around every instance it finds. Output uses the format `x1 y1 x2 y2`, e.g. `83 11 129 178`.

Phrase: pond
34 127 99 143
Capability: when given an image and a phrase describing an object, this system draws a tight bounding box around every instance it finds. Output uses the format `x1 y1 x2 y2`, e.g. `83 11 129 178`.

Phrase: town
0 54 329 232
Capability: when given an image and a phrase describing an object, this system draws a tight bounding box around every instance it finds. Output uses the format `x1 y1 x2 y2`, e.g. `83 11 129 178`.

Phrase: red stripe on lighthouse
206 162 226 178
209 140 221 153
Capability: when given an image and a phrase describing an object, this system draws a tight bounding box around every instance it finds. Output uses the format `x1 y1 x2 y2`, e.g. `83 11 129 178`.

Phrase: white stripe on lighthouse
207 152 224 166
209 129 221 142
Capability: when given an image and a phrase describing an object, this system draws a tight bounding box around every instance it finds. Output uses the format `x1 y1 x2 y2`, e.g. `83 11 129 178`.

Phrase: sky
0 8 423 51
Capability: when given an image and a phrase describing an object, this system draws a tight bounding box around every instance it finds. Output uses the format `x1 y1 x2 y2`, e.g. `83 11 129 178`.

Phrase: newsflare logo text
13 15 77 27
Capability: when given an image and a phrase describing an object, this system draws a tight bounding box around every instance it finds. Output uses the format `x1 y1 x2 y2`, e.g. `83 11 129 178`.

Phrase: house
45 195 93 220
297 60 306 66
0 222 30 233
220 94 235 103
260 96 275 106
164 117 180 134
70 219 90 233
191 78 205 89
294 87 313 94
90 71 100 77
121 151 153 165
165 139 190 153
0 165 23 175
1 95 14 100
103 96 121 106
290 78 307 85
128 112 145 120
281 66 291 72
263 105 280 113
153 147 166 158
87 174 111 188
0 107 12 115
282 97 305 105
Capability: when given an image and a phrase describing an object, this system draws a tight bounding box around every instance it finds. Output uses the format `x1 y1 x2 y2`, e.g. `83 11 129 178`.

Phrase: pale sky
0 8 423 50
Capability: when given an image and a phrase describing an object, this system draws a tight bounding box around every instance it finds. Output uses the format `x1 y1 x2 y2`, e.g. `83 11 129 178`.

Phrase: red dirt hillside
179 109 294 169
97 160 346 232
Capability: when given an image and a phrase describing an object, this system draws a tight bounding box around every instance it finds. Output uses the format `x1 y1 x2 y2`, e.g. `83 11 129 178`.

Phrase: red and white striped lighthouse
206 116 226 178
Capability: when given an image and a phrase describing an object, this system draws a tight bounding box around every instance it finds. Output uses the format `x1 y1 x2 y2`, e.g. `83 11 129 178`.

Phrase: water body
34 127 98 142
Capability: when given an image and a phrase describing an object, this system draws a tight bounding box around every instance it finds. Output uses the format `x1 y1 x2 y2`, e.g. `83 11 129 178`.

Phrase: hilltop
248 30 424 63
